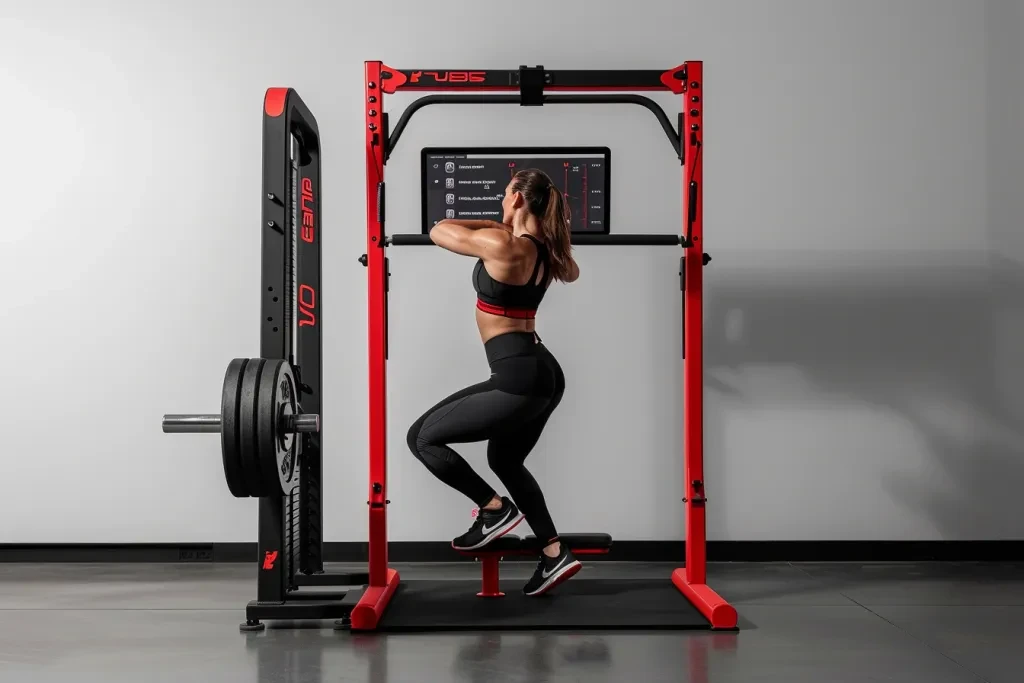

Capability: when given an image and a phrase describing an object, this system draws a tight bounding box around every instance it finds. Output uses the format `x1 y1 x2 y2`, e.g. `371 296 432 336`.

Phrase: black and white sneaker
523 544 581 596
451 497 524 551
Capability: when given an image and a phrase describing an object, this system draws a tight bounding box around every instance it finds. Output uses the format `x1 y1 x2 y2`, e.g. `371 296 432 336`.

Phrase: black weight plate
220 358 250 498
255 360 299 497
276 363 299 494
238 358 271 497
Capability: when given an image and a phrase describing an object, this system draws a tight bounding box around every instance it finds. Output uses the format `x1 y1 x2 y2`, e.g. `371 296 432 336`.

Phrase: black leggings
407 332 565 543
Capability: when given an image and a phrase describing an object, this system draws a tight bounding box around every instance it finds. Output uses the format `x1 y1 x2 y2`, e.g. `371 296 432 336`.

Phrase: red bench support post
478 556 504 597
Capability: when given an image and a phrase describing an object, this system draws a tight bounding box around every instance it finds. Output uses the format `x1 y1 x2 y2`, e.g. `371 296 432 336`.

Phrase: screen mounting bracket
518 65 546 105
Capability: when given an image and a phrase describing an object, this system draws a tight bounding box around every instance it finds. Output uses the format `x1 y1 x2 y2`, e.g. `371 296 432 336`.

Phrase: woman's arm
429 220 514 259
432 219 511 232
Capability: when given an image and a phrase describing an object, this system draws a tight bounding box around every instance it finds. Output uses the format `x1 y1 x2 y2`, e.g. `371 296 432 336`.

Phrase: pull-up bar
386 94 682 160
389 233 684 247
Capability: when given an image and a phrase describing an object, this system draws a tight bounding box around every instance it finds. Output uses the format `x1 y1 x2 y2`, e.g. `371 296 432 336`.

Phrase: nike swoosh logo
541 555 569 579
480 510 511 534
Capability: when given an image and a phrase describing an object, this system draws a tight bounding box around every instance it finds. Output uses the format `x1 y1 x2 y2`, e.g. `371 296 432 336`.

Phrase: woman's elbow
428 223 466 252
428 222 453 246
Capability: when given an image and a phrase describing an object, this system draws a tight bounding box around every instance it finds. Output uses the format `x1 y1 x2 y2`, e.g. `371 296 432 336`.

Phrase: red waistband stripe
476 299 536 320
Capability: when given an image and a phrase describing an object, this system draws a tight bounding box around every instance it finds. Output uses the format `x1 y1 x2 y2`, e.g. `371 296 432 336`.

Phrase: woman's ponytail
540 185 574 282
509 169 575 282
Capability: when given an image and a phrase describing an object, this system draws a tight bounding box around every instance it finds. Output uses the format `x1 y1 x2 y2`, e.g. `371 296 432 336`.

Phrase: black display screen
421 147 610 234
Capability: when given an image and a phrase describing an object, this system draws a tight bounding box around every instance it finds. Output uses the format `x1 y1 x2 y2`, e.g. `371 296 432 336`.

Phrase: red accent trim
660 64 687 94
569 547 610 556
672 570 738 629
351 568 400 630
582 164 588 226
264 88 287 117
476 299 536 319
261 550 278 570
380 64 407 94
365 61 391 590
390 85 669 93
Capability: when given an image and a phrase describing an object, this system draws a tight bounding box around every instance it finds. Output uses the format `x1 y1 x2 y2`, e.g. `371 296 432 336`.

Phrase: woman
406 168 581 596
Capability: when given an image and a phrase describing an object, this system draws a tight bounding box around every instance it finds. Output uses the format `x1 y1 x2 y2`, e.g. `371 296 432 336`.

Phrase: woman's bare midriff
477 308 537 344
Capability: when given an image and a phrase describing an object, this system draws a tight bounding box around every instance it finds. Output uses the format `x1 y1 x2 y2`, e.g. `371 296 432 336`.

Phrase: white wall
987 0 1024 266
984 0 1024 528
0 0 1009 543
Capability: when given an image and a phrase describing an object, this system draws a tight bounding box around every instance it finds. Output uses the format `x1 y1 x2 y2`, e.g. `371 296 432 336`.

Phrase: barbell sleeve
163 414 221 433
291 414 320 433
162 413 320 434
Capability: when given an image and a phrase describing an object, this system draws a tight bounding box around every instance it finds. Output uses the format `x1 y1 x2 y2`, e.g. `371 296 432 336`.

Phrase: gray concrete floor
1 560 1022 682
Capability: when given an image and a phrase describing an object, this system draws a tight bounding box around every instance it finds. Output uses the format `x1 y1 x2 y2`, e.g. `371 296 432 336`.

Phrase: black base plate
244 589 363 625
374 578 710 632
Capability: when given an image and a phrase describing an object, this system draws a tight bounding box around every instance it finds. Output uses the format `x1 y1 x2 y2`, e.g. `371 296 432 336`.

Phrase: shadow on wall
703 250 1024 540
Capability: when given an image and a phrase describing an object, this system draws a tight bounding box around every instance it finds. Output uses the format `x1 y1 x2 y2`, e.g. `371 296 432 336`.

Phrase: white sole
452 512 525 551
524 559 582 596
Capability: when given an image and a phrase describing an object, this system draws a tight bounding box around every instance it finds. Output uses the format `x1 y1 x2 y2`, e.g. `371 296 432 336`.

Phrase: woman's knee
406 417 428 460
408 414 453 464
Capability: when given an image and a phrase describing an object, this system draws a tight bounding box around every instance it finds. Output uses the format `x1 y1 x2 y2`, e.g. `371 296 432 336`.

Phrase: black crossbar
389 68 672 91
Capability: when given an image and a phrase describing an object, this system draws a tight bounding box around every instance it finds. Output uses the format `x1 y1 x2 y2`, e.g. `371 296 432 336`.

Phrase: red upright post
351 60 400 631
671 61 737 629
683 61 706 585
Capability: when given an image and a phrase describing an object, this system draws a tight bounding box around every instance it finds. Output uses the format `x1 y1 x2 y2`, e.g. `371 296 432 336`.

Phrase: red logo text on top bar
409 71 486 84
301 177 315 244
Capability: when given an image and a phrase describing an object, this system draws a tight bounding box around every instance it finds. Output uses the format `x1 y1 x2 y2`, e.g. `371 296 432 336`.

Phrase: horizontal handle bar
571 234 682 246
389 234 433 246
387 94 680 160
162 413 321 434
389 234 682 247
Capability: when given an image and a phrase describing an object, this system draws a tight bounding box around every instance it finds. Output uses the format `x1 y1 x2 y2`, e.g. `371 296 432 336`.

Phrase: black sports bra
473 234 549 319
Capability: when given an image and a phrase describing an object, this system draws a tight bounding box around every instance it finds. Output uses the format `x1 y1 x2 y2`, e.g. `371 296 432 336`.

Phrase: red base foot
351 568 400 631
477 590 505 597
672 568 738 630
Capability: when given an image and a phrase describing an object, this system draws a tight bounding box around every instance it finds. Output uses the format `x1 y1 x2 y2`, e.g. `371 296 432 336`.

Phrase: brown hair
509 169 573 282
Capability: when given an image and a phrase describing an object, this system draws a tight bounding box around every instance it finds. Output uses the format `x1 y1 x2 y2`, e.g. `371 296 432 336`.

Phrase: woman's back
474 234 550 342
